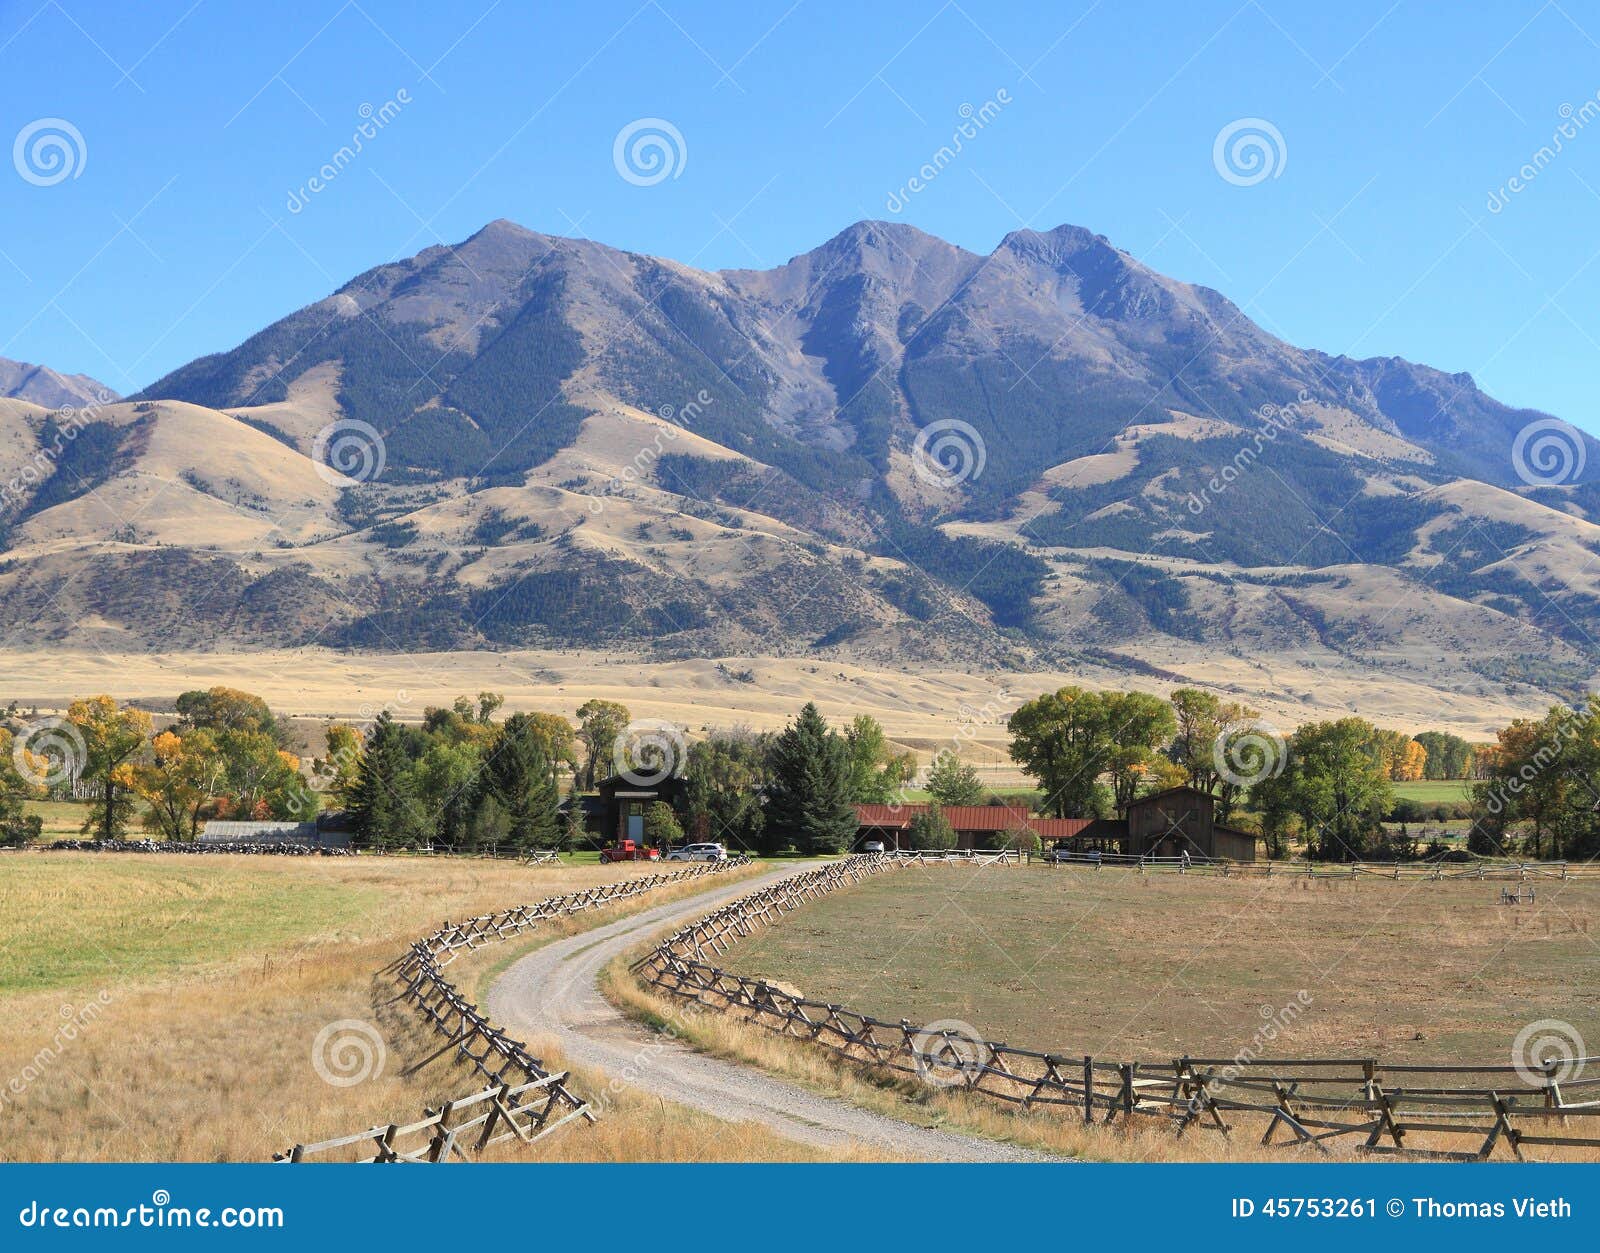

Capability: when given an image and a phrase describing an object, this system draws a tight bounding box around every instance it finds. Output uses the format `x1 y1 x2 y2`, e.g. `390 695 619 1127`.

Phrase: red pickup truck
598 839 660 863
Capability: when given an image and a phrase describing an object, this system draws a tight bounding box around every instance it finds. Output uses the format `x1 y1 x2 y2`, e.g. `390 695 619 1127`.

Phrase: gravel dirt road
486 865 1056 1162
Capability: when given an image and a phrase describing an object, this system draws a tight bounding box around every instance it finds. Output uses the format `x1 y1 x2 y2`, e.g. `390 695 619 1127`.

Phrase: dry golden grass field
0 851 842 1163
0 642 1543 757
718 862 1600 1066
602 862 1600 1161
609 962 1315 1162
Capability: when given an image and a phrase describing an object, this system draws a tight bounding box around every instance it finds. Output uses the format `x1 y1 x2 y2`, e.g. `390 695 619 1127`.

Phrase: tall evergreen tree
350 711 428 850
482 712 560 851
560 796 588 851
765 703 855 854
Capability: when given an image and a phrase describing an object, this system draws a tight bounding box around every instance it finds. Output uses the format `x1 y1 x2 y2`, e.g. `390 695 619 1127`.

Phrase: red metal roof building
856 788 1256 861
855 803 1091 849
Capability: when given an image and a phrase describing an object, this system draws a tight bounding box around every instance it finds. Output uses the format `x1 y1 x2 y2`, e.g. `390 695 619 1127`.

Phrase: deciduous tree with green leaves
1414 730 1473 780
684 732 768 852
842 715 917 803
643 800 684 847
923 750 985 807
907 803 957 850
1281 717 1394 862
1100 691 1176 813
576 699 630 789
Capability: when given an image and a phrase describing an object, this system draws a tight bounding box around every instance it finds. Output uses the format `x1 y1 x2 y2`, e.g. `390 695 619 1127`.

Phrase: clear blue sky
4 0 1599 431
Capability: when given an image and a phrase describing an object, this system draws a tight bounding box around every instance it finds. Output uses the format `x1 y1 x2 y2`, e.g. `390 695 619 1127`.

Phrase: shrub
907 805 957 851
643 801 684 847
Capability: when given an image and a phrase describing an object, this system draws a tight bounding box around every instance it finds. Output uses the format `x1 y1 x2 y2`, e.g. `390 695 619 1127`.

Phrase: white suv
666 842 727 862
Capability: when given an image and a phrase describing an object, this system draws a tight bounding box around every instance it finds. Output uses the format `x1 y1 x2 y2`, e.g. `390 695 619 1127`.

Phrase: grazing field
1389 779 1474 804
20 799 100 837
0 852 784 1162
720 863 1600 1066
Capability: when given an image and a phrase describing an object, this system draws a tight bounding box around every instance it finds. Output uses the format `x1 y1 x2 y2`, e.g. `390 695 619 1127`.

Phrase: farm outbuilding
855 787 1256 861
854 803 1091 851
198 820 350 849
1055 786 1257 862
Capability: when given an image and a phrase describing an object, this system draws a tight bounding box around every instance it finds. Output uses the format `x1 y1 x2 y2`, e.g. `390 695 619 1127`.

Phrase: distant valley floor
0 646 1553 749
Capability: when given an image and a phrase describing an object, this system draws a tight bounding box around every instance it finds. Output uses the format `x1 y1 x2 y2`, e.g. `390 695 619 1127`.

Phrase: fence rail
637 855 1600 1161
885 849 1021 865
277 857 752 1163
275 1075 589 1163
1036 851 1600 881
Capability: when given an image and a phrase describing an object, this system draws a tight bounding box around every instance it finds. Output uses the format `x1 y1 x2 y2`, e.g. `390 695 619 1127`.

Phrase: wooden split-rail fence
277 857 752 1163
275 1075 583 1163
1038 850 1600 881
637 854 1600 1161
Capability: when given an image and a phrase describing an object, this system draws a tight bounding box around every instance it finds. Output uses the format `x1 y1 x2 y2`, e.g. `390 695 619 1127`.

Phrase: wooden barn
1058 786 1257 862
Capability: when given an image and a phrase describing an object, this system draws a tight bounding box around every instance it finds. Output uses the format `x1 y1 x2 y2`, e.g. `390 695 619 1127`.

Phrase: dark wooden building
595 773 691 843
1053 786 1256 862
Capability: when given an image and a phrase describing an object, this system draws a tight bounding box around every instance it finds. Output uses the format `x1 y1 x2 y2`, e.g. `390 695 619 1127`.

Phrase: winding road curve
486 865 1055 1162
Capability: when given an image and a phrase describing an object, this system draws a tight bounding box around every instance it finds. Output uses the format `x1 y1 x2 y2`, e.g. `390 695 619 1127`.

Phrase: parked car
861 839 886 853
599 839 660 863
666 842 727 862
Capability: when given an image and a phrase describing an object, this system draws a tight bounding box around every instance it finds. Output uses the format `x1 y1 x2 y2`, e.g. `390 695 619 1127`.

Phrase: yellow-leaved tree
67 696 152 841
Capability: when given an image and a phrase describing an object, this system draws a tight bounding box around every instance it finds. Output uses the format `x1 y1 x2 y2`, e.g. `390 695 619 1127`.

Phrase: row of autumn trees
0 687 958 854
1012 689 1479 817
1468 700 1600 860
0 689 312 843
340 696 941 854
8 679 1588 863
1007 687 1420 861
1005 686 1600 862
